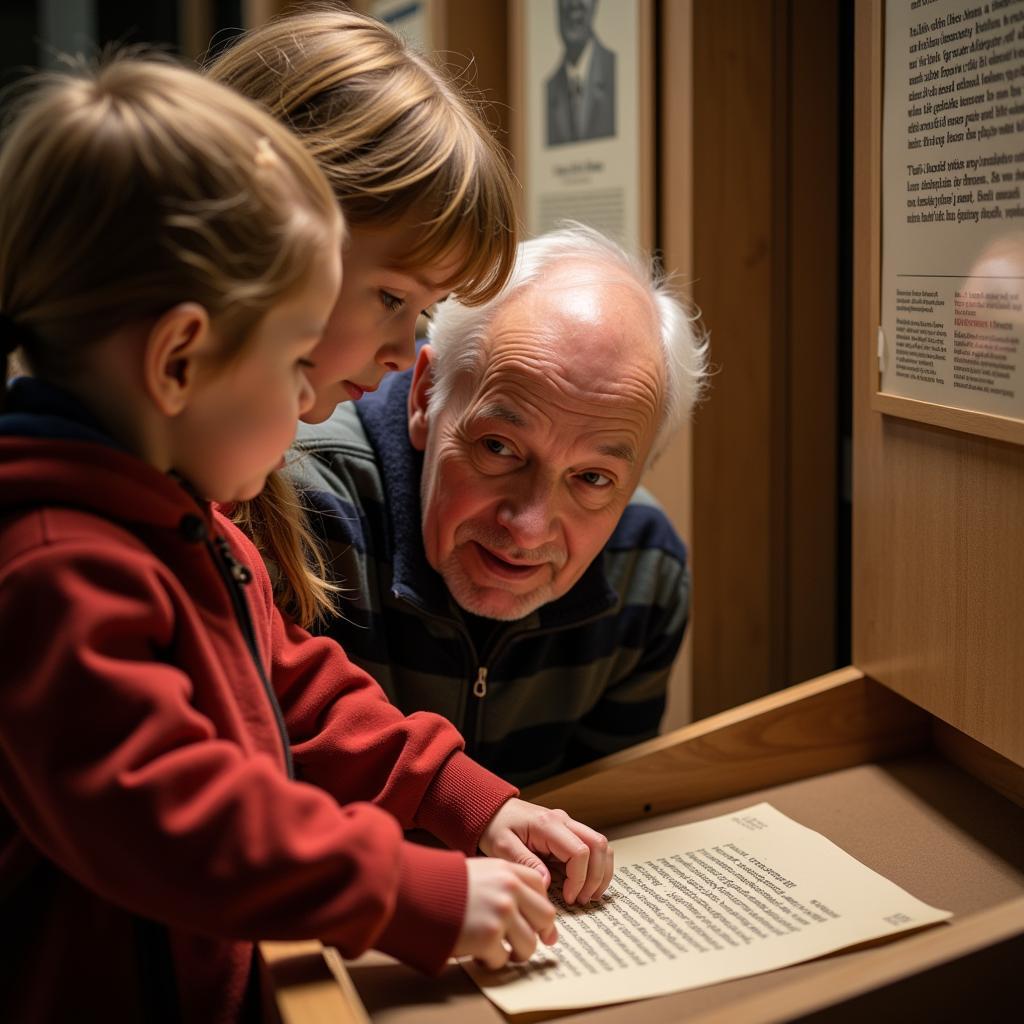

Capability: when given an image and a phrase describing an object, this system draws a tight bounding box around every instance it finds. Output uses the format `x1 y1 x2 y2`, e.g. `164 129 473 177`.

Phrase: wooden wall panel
690 1 842 718
851 2 1024 767
433 1 509 139
786 0 839 684
646 0 695 729
691 1 781 716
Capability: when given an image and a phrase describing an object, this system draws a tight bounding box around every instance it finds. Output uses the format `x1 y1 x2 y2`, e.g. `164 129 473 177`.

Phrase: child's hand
455 858 558 969
478 798 614 905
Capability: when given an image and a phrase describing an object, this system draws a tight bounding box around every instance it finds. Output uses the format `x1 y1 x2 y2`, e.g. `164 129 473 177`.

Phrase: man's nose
496 473 560 548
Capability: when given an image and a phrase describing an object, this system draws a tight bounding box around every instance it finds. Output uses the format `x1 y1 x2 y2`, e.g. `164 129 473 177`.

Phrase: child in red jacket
0 59 611 1023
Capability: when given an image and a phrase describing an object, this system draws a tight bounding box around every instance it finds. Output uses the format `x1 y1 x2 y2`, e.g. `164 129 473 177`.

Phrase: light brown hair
208 7 520 626
0 56 340 392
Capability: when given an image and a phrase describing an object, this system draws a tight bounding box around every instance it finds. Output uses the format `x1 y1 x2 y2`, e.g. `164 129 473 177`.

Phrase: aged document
464 803 952 1015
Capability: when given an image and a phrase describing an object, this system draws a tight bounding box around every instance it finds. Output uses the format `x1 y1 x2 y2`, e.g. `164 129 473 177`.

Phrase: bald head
472 261 665 461
425 224 706 466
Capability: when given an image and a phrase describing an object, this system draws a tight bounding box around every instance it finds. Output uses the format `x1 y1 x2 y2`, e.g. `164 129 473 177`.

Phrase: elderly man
293 225 706 787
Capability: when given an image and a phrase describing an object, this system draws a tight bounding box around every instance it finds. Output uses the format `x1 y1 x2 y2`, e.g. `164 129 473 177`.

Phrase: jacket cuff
374 843 468 974
416 751 518 855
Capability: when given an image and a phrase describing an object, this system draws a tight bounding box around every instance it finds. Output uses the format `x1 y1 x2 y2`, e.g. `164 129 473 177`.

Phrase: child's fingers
561 843 590 904
526 818 591 902
542 818 612 904
511 864 559 938
511 860 551 895
598 843 616 897
474 941 512 971
570 824 613 903
503 835 553 888
504 909 541 962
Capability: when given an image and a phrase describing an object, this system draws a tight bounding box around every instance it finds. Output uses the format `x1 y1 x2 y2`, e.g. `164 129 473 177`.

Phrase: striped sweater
292 369 690 787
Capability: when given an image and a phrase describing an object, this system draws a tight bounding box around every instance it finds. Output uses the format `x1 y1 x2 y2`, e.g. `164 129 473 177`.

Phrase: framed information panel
510 0 654 250
878 0 1024 444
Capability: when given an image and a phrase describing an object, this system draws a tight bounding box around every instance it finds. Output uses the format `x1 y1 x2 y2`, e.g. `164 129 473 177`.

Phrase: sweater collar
1 376 127 448
0 376 213 533
355 366 620 630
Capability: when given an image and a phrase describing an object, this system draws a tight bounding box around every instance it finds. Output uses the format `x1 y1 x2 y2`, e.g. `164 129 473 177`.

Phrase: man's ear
408 344 435 451
143 303 212 416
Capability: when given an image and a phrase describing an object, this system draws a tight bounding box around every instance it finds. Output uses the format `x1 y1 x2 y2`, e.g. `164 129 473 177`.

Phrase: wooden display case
259 2 1024 1019
261 667 1024 1023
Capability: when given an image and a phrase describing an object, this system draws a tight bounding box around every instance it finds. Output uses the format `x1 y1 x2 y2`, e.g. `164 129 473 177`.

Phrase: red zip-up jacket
0 417 516 1021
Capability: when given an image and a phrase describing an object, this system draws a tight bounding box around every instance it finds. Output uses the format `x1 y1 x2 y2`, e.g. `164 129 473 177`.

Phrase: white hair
426 222 708 464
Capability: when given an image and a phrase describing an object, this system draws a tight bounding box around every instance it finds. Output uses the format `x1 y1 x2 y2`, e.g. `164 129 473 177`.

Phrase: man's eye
380 290 404 313
483 438 515 457
579 470 613 488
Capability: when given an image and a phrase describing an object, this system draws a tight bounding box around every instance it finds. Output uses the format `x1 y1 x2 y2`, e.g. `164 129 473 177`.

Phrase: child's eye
297 358 316 369
579 470 613 488
380 290 404 313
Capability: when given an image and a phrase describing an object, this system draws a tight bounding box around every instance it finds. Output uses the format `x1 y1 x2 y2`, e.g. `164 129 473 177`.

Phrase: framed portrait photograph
511 0 654 250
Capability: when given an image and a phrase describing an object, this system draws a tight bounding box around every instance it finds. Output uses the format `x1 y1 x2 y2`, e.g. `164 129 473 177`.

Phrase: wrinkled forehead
456 271 665 447
483 265 663 393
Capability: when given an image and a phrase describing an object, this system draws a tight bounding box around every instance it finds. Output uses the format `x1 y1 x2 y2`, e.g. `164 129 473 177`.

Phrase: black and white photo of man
545 0 616 147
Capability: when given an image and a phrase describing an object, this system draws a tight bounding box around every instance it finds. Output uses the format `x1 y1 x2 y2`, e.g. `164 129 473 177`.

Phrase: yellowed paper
463 803 952 1015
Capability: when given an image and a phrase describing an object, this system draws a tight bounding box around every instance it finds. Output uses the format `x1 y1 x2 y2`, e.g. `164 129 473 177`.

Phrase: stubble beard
439 547 556 621
439 521 566 621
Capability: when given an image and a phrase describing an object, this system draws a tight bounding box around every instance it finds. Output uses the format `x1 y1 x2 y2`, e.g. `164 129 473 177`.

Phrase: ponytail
231 473 341 628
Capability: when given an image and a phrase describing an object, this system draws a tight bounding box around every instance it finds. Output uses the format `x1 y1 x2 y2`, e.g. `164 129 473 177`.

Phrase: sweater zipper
396 592 615 761
473 666 488 698
392 596 492 759
461 664 487 761
458 602 622 760
210 535 295 779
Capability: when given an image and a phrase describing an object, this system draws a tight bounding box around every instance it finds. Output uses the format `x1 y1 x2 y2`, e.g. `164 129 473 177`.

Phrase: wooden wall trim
260 940 369 1024
786 0 840 684
645 0 695 729
933 721 1024 811
524 666 930 828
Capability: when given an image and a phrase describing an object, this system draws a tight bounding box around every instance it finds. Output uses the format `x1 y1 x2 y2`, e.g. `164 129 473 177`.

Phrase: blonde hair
0 57 340 388
0 56 344 629
207 7 516 303
208 7 520 626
